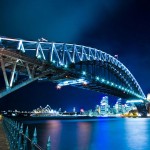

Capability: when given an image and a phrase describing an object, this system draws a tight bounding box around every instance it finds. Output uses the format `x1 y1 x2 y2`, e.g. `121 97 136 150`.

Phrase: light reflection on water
77 122 91 150
125 118 149 150
24 118 150 150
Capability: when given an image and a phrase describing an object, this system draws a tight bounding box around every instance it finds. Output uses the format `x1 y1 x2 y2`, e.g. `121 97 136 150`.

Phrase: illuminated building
32 105 59 116
100 96 110 115
117 98 122 113
147 93 150 101
94 105 100 115
73 107 76 114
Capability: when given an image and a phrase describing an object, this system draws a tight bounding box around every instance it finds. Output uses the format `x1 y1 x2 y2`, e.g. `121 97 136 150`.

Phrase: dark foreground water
22 118 150 150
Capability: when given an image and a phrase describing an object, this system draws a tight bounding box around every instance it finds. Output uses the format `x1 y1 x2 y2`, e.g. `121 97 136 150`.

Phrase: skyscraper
100 96 109 115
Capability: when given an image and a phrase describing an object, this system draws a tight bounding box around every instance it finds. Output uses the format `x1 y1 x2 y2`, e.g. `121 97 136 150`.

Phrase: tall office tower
117 98 122 113
95 105 100 115
114 98 123 114
100 96 109 115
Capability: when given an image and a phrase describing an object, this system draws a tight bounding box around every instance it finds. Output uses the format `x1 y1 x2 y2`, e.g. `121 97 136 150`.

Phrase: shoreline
4 115 145 122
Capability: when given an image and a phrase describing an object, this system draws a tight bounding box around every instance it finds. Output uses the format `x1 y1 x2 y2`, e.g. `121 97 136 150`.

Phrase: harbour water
22 117 150 150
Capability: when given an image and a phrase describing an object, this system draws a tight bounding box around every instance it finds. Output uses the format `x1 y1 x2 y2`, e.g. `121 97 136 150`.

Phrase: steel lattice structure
0 36 146 100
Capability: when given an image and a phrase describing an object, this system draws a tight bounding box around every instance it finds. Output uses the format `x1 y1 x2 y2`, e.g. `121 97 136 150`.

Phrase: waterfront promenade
0 120 9 150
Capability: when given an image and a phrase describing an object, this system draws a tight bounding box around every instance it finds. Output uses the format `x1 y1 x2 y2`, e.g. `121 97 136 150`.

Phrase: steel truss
0 49 55 98
0 37 146 99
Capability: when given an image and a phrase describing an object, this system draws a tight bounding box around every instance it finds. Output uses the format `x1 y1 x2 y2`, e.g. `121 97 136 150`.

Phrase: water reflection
125 118 149 150
24 118 150 150
45 120 62 150
77 122 91 150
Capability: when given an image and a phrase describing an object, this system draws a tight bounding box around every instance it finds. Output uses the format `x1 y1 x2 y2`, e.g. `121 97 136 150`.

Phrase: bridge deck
0 120 9 150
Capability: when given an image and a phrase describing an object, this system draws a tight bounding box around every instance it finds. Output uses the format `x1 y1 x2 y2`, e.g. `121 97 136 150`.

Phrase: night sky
0 0 150 111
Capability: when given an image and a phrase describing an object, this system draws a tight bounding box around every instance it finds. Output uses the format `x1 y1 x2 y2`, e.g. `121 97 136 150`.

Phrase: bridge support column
135 103 148 117
0 57 10 89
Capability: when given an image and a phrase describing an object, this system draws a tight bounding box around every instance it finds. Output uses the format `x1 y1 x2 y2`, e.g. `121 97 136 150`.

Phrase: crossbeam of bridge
0 36 146 100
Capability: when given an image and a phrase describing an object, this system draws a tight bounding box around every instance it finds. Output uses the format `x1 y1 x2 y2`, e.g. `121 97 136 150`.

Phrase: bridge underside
0 48 143 100
0 49 59 98
134 103 148 117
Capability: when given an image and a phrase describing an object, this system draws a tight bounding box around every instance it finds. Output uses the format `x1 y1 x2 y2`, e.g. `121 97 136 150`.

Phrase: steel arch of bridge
0 37 146 100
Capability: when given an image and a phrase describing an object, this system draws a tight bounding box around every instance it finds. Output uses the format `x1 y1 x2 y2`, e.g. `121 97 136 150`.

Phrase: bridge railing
2 117 51 150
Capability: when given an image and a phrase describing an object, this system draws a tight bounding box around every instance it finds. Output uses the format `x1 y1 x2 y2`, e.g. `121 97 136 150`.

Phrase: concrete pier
0 120 9 150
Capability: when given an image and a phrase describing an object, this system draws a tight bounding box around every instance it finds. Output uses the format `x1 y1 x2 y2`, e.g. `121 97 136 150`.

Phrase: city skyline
0 0 150 111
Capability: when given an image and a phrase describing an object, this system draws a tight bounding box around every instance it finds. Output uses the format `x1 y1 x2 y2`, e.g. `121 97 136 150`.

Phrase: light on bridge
37 54 41 59
82 71 86 75
107 81 110 84
126 100 144 103
56 85 61 90
101 79 105 82
52 60 56 63
96 76 100 81
83 81 88 86
64 65 68 68
111 82 114 86
124 88 127 91
122 87 124 90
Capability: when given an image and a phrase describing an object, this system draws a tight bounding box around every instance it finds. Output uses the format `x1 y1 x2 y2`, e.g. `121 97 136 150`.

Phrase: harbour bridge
0 37 147 104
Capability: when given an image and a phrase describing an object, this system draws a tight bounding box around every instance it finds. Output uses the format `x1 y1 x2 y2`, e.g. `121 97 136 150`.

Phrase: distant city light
80 109 84 112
